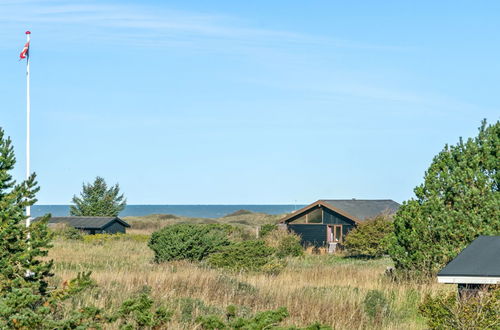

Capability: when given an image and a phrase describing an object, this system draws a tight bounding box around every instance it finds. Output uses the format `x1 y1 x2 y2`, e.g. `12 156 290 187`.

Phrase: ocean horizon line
32 204 306 218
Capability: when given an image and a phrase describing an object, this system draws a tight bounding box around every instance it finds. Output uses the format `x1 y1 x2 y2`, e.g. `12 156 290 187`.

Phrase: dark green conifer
0 128 97 328
70 176 126 217
390 120 500 277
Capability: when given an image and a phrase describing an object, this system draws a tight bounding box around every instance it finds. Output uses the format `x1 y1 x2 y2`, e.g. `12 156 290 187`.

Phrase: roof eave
279 200 361 224
437 276 500 284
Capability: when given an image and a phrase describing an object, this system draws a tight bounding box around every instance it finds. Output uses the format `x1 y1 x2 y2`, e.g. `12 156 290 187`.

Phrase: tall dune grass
47 235 448 329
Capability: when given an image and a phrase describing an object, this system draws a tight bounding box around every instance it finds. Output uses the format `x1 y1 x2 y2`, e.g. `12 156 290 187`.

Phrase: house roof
39 216 130 229
321 199 400 221
437 236 500 284
280 199 400 224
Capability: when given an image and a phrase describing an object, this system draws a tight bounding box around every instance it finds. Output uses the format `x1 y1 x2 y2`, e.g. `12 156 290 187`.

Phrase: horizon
2 1 499 204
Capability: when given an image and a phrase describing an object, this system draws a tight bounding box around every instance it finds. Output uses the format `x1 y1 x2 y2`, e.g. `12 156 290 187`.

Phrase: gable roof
321 199 400 221
438 236 500 284
280 199 400 224
40 216 130 229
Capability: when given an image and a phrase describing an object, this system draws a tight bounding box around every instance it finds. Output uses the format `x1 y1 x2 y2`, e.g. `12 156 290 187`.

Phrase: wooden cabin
279 199 400 248
437 236 500 297
42 216 130 234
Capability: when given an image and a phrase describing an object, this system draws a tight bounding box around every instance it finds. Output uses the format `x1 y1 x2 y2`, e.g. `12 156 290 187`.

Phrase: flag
20 41 30 59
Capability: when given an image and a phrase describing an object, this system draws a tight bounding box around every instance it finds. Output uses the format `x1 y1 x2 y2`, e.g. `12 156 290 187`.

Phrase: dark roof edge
279 200 361 224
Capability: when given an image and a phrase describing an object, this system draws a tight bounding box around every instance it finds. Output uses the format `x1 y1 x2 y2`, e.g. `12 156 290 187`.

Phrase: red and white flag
20 41 30 59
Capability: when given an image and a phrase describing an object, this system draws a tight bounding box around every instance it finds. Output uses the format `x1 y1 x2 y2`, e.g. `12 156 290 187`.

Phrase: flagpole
25 30 31 228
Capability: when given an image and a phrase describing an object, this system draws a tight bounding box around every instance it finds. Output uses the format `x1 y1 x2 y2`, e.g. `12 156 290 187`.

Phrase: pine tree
390 120 500 277
70 176 126 217
0 128 100 328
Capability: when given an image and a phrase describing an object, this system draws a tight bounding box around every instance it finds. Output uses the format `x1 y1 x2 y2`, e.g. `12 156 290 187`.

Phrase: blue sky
1 0 499 204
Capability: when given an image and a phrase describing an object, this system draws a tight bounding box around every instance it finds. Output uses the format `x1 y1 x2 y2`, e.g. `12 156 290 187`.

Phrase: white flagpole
25 30 31 228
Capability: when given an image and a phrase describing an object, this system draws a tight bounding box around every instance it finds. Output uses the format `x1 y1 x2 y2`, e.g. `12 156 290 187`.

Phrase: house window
307 208 322 223
290 207 323 224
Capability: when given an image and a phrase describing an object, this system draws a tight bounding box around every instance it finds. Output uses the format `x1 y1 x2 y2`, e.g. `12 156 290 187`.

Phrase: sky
1 0 499 204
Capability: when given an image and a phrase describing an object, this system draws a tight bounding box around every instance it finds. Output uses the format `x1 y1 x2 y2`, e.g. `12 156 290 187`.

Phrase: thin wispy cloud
0 0 407 52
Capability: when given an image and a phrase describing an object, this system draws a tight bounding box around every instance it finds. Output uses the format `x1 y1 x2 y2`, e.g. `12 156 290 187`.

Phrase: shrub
52 223 84 240
197 306 289 329
260 224 278 237
344 214 393 258
149 224 231 263
196 306 332 330
419 287 500 329
264 229 304 258
174 297 221 323
363 290 391 322
390 120 500 277
206 240 278 272
112 287 172 329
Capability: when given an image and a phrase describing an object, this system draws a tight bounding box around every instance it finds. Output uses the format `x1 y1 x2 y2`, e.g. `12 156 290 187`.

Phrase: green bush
52 223 84 240
260 224 278 237
276 235 304 258
148 224 232 263
419 287 500 329
363 290 391 322
207 240 278 272
264 229 304 258
196 306 332 330
197 306 289 329
344 214 393 258
112 287 172 329
174 297 221 323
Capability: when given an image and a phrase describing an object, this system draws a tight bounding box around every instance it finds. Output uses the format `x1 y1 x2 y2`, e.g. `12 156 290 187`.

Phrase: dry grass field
46 214 450 329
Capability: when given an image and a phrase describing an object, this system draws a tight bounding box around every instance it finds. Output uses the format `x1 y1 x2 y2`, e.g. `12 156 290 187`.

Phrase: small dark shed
43 216 130 235
280 199 400 247
437 236 500 296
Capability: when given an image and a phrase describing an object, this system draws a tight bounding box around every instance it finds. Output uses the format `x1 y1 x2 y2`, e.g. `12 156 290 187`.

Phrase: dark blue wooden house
42 216 130 234
280 199 400 247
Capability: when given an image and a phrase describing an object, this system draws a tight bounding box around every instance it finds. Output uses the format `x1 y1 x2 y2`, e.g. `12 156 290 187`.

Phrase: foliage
0 128 108 329
196 306 332 330
260 223 278 237
390 120 500 276
264 229 304 258
70 176 126 217
344 214 393 258
197 306 289 329
148 223 232 263
419 287 500 329
174 297 222 323
207 240 279 272
363 289 391 322
112 286 172 329
52 223 83 240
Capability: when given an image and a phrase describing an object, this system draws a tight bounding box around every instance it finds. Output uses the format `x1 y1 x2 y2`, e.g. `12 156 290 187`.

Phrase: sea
31 205 306 218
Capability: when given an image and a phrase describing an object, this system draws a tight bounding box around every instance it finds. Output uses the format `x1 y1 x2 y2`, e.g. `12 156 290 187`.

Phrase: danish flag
20 41 30 59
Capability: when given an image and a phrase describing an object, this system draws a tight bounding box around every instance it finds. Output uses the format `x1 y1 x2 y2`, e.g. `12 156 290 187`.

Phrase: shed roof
40 216 130 229
438 236 500 278
280 199 400 224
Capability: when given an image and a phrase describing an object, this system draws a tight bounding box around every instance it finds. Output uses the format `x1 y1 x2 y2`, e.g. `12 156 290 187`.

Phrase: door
327 225 333 243
333 225 342 243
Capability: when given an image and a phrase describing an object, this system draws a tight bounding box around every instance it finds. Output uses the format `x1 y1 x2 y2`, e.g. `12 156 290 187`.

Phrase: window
289 207 323 224
307 208 323 223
